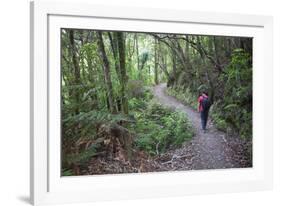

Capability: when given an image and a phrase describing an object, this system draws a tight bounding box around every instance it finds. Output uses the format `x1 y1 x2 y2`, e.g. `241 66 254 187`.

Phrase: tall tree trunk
158 43 171 84
108 32 121 80
185 35 191 69
240 38 253 56
135 34 141 79
116 32 132 160
108 32 122 112
97 31 115 113
126 34 135 75
154 37 159 85
69 30 81 114
225 37 232 58
213 37 221 67
116 32 129 115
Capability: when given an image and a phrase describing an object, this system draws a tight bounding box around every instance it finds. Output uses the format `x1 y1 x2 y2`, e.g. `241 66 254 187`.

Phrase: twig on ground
161 154 192 165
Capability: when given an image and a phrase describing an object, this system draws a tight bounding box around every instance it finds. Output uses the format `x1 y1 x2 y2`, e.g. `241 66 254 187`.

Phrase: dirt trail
152 83 252 171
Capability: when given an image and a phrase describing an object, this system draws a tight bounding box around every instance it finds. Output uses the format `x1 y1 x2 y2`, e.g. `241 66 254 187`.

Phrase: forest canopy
61 29 252 176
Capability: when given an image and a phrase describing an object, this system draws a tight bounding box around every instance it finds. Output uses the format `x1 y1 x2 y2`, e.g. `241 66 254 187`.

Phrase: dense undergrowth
165 86 198 110
61 29 252 175
128 95 194 155
166 49 252 139
62 86 194 176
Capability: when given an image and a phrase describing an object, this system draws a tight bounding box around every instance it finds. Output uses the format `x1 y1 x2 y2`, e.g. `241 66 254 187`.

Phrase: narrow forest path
152 83 252 171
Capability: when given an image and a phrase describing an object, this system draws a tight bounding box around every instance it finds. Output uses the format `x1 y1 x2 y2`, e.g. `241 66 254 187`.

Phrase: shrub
217 49 252 138
62 109 132 171
166 86 197 110
165 49 252 140
127 80 145 98
131 101 194 155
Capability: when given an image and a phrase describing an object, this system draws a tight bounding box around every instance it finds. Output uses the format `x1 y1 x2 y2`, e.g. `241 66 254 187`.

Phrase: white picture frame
30 0 273 205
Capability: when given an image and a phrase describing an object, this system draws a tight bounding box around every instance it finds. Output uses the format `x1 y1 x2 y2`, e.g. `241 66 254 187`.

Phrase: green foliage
131 100 194 155
214 49 252 138
62 169 74 176
65 145 98 166
166 86 198 110
61 29 252 175
128 84 153 111
127 80 145 98
62 110 130 139
210 109 227 131
197 84 208 93
167 49 253 140
62 109 132 169
139 51 149 70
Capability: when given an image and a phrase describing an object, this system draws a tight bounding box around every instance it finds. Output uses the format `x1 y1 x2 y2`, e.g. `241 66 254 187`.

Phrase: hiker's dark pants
200 110 209 130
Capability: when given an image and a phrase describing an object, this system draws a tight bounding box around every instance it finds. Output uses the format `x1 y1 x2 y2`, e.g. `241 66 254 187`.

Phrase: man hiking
198 91 211 132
